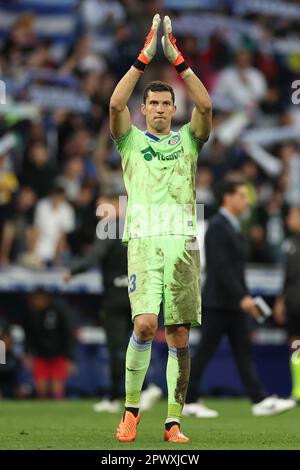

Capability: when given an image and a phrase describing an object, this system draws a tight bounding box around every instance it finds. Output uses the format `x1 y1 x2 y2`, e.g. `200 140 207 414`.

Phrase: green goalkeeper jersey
114 123 205 243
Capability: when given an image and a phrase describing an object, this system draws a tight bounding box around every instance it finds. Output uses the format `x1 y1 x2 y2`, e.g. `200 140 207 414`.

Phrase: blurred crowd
0 0 300 271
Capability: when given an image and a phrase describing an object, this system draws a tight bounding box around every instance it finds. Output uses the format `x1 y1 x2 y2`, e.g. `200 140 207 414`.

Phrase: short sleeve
112 126 134 157
112 126 143 166
179 123 209 158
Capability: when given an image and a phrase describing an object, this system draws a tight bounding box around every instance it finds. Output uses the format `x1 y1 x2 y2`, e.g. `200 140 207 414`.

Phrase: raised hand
161 15 191 77
161 15 182 64
138 14 161 65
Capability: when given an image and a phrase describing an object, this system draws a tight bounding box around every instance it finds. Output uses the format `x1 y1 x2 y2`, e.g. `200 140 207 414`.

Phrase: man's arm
109 14 161 139
109 69 140 139
161 16 212 141
63 238 112 282
184 74 212 141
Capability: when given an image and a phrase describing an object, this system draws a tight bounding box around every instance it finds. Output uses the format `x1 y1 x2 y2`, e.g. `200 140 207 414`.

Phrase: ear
141 103 146 115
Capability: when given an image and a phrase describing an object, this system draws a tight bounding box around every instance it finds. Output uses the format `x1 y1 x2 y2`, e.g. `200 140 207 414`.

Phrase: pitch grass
0 399 299 450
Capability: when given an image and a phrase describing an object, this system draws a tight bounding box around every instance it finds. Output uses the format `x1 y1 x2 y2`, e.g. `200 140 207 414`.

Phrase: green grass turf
0 399 299 450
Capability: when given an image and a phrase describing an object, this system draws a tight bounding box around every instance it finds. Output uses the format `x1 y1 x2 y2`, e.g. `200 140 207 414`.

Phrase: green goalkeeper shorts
127 236 201 326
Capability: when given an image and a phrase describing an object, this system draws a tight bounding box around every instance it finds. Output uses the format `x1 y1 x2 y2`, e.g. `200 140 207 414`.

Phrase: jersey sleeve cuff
111 127 133 144
188 124 210 145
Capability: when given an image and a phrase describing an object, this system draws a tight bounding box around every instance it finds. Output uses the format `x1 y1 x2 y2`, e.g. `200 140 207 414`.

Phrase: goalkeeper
110 14 212 443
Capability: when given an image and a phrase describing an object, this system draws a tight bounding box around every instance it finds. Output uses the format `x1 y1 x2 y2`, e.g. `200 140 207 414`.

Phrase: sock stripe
168 346 177 359
130 332 152 351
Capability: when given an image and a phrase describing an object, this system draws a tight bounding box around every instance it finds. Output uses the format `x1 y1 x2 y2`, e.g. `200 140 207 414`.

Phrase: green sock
166 346 190 422
125 332 152 408
290 354 300 400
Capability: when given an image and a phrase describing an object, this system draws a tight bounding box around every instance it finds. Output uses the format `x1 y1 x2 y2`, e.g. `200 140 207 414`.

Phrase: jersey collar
144 131 172 142
145 131 161 141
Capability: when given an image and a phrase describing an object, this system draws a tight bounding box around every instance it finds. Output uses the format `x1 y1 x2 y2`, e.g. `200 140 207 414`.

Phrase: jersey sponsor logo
168 135 180 145
141 145 184 162
141 146 156 161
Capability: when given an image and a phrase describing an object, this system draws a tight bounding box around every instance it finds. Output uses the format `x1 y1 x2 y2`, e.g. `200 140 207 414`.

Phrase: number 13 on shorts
129 274 137 293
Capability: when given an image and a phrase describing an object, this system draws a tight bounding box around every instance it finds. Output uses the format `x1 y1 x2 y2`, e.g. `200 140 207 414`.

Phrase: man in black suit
184 180 296 417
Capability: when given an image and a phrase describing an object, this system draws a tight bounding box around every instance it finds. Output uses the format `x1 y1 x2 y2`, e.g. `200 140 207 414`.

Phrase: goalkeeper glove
161 15 192 77
132 14 161 74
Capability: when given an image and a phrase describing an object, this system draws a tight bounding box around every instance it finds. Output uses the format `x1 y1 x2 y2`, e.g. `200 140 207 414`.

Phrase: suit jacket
283 234 300 315
203 212 248 310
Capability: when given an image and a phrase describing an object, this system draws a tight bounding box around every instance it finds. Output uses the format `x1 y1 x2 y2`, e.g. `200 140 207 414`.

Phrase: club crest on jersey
168 135 180 145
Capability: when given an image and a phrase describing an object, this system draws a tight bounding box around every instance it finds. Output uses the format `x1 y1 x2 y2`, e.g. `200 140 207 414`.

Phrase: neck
146 125 171 135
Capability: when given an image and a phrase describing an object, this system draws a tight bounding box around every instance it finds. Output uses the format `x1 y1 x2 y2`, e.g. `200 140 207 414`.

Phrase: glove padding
161 15 183 65
138 13 161 64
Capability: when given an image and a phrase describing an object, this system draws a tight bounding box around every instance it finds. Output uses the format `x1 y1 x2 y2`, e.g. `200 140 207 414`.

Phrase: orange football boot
116 411 140 442
164 424 189 443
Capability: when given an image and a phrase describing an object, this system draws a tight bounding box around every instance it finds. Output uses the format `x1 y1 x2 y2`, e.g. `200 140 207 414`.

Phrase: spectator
20 184 75 268
260 86 284 119
82 0 126 34
21 141 57 199
24 288 75 399
239 159 260 257
256 189 288 263
213 48 267 109
55 157 84 203
26 39 57 70
208 138 234 181
248 223 270 264
107 24 139 80
0 320 21 398
0 152 18 266
12 186 36 263
61 33 106 76
2 14 38 72
68 182 98 255
63 129 97 181
195 166 215 219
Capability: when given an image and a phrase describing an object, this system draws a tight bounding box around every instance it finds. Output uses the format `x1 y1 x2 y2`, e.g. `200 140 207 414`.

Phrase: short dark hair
214 179 245 207
143 81 175 104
